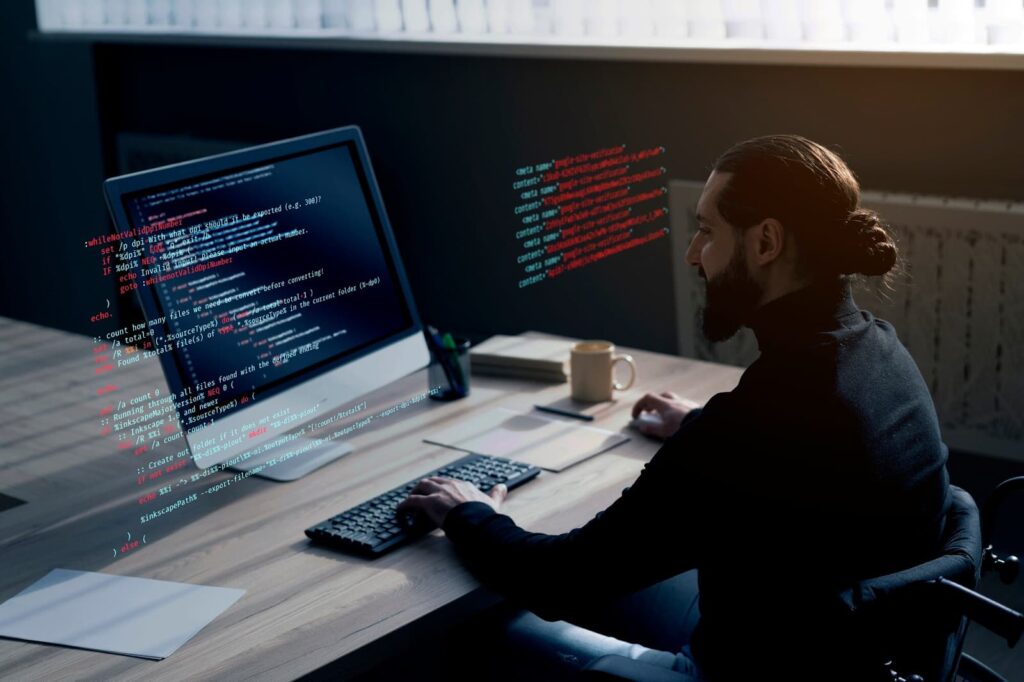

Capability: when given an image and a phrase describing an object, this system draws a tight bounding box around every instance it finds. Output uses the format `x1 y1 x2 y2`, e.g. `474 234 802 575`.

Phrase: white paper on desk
0 568 244 660
424 407 629 472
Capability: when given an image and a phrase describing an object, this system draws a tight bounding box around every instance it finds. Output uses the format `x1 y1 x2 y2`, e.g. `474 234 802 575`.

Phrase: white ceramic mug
570 340 637 402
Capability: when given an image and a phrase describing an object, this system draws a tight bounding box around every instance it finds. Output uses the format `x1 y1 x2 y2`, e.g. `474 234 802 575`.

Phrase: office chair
579 482 1024 682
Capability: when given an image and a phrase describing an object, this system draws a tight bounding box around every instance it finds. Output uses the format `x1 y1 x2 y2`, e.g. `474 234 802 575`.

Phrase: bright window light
34 0 1024 54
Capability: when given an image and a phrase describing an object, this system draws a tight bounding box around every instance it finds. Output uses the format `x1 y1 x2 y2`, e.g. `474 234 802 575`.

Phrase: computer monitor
103 126 430 481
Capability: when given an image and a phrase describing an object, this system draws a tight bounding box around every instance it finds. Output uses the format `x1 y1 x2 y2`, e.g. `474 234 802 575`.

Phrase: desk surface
0 317 742 681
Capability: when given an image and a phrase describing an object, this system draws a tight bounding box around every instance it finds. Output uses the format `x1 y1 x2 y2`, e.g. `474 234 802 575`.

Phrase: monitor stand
227 437 354 482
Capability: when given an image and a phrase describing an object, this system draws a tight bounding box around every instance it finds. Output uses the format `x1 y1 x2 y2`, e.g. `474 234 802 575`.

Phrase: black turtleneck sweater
442 283 951 678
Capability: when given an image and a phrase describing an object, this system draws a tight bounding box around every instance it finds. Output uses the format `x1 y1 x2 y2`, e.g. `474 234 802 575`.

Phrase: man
399 135 951 680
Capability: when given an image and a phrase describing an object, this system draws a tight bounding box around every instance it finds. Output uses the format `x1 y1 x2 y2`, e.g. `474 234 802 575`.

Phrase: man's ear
750 218 785 265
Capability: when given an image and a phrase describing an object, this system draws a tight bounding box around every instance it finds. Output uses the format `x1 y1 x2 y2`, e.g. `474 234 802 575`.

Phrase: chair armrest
932 577 1024 647
579 655 694 682
957 653 1009 682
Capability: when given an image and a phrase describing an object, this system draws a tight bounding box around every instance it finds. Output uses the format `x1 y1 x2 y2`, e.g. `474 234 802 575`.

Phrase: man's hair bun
835 208 898 277
714 135 903 282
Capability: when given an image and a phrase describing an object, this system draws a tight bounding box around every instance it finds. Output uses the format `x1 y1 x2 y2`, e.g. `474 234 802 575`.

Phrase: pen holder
428 336 471 401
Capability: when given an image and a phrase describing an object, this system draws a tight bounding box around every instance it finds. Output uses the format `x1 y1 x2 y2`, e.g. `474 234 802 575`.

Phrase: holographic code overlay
514 144 670 289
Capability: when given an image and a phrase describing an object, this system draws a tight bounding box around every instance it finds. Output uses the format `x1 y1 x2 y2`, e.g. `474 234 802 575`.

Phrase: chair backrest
837 486 983 682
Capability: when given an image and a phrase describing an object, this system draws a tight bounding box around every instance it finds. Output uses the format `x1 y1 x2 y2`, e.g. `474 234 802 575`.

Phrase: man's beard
699 246 763 343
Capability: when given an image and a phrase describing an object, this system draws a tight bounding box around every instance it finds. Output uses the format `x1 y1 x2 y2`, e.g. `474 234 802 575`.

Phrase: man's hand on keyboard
630 391 701 439
397 477 507 527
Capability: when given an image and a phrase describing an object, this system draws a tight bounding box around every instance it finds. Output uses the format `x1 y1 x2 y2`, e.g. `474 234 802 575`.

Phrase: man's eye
697 226 711 235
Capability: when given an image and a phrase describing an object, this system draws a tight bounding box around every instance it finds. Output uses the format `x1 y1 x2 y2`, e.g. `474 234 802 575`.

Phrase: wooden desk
0 317 742 681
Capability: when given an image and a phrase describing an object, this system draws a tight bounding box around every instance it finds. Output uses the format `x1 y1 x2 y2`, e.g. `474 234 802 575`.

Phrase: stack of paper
470 335 571 383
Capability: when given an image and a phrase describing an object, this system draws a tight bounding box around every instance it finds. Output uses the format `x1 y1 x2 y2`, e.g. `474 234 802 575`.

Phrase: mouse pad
424 408 629 472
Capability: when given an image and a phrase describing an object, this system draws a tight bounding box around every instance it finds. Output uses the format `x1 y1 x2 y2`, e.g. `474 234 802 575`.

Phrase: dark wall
0 2 109 335
4 0 1024 353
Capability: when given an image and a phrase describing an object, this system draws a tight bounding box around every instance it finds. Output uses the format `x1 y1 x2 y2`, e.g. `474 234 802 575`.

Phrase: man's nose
684 234 701 267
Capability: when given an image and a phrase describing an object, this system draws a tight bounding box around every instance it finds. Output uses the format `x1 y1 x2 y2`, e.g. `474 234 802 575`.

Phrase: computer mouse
629 412 665 431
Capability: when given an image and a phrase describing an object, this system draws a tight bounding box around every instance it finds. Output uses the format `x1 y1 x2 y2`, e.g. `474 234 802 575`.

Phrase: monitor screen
117 139 414 429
